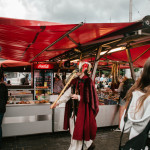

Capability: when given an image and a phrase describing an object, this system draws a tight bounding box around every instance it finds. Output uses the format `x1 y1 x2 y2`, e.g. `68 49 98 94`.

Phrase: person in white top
120 57 150 141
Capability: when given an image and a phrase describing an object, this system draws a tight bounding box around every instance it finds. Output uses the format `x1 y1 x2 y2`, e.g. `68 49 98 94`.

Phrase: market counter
2 103 52 137
51 95 119 132
53 105 119 132
96 105 119 127
2 96 119 137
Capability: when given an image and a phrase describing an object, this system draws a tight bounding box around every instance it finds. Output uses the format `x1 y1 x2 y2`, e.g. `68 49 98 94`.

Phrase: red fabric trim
63 76 99 141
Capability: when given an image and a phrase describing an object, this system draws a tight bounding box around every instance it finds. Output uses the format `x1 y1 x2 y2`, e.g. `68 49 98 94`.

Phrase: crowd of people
95 74 112 89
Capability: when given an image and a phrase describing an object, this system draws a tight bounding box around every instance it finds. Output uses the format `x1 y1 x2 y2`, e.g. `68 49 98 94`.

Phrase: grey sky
0 0 150 24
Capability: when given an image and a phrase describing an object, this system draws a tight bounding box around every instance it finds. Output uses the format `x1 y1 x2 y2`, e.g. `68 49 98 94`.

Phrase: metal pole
133 48 150 62
52 109 55 133
92 46 102 81
129 0 132 22
126 48 136 81
29 23 84 62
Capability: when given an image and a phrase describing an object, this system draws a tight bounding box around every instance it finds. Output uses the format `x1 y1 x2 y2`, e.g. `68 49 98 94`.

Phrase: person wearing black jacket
0 70 8 149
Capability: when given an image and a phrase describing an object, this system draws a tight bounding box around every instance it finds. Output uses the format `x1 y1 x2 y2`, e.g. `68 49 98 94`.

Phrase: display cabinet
34 69 53 101
7 85 34 103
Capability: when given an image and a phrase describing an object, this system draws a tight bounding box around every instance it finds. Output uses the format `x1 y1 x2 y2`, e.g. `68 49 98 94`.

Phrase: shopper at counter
115 76 134 131
53 74 64 94
7 80 11 85
0 70 8 148
24 74 29 85
21 74 29 85
62 74 66 86
52 62 99 150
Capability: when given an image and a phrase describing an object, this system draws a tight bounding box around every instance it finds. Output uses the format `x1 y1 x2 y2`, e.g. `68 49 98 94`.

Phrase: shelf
36 88 51 90
8 94 33 97
8 89 34 91
7 85 32 89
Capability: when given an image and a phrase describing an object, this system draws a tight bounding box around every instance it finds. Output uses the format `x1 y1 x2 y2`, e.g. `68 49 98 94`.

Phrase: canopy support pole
67 35 80 46
92 46 102 81
126 48 136 81
29 22 84 62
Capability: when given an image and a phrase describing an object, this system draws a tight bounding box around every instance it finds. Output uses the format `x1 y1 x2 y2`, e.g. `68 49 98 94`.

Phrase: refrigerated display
33 66 53 101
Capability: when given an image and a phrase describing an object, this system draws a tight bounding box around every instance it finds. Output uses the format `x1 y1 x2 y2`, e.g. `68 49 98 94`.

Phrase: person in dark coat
0 70 8 149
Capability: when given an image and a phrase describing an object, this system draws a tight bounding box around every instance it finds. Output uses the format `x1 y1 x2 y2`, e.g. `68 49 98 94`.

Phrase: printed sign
34 64 54 69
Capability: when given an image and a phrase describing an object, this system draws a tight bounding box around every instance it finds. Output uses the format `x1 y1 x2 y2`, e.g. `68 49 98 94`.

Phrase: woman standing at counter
53 74 64 94
0 70 8 149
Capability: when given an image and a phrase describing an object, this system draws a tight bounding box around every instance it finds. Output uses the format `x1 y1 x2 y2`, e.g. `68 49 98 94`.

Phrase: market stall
0 16 150 137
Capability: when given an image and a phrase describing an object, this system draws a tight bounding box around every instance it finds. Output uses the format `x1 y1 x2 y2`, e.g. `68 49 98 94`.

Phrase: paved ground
1 127 129 150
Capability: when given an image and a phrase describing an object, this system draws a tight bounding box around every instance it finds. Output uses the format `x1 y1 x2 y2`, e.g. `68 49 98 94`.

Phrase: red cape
63 75 99 141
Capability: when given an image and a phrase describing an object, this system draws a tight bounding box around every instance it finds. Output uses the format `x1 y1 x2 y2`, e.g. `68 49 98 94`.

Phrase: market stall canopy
0 60 31 71
0 16 150 64
0 60 31 68
83 43 150 68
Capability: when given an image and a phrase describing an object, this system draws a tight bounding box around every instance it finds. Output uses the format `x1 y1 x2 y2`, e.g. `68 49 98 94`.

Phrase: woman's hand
71 94 78 100
50 103 59 109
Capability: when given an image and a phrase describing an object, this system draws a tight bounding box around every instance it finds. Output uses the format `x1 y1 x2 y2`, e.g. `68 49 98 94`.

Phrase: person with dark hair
62 74 66 86
0 70 8 149
120 57 150 146
52 62 99 150
114 76 134 131
53 74 64 94
24 74 29 85
7 80 11 85
20 74 29 85
97 81 104 89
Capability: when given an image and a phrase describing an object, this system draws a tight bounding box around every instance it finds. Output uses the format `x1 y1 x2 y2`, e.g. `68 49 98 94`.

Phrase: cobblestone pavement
1 127 129 150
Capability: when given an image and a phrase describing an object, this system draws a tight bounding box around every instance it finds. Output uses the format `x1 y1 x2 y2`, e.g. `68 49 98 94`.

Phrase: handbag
119 97 150 150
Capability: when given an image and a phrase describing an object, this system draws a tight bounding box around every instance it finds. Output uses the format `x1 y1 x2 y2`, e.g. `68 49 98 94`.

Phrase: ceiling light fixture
100 46 126 56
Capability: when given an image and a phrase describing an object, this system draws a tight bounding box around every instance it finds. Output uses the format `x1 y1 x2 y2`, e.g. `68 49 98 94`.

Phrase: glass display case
34 69 53 101
7 85 34 104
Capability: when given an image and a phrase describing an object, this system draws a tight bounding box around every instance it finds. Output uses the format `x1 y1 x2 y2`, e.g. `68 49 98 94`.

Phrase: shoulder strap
119 96 132 148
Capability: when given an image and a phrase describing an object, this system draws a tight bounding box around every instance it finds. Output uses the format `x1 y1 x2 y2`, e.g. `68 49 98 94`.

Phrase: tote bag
119 120 150 150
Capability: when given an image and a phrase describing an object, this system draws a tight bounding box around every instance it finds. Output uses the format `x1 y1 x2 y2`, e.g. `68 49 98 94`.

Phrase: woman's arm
57 87 72 104
117 82 124 93
120 109 132 133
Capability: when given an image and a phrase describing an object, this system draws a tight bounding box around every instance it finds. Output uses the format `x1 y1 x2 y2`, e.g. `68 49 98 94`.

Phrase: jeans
0 113 4 147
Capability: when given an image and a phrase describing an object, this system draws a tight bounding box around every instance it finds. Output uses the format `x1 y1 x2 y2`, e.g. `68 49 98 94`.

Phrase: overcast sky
0 0 150 24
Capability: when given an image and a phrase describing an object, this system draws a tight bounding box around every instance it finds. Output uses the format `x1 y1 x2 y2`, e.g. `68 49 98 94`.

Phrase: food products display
97 88 119 105
36 86 49 89
7 100 49 104
7 89 50 105
35 100 49 104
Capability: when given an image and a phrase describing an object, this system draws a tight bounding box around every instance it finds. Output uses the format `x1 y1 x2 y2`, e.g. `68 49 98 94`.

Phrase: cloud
0 0 149 23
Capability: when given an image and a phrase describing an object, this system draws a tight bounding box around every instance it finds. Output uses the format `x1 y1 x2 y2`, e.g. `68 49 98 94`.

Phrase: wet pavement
1 126 129 150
